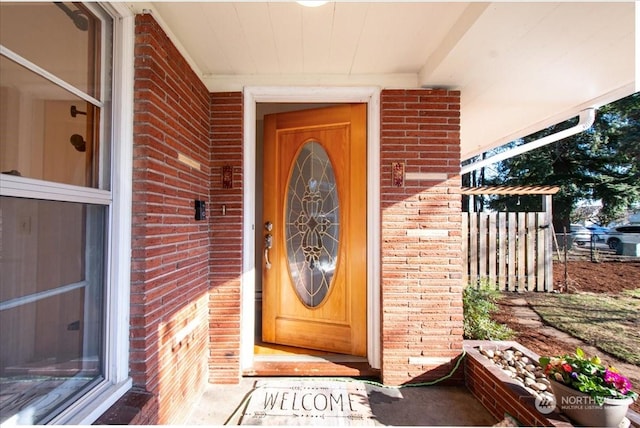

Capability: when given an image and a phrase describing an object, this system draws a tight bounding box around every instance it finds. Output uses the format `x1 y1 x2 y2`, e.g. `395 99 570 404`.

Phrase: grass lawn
527 289 640 365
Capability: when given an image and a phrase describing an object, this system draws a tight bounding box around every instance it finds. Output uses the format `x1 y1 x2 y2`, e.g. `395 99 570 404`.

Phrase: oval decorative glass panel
286 141 339 308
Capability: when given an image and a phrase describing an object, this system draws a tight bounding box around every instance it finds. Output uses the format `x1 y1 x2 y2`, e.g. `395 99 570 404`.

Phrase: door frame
241 86 381 371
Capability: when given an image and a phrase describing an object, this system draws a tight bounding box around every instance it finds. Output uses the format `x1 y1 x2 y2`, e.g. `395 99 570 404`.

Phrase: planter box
464 341 569 427
464 341 639 428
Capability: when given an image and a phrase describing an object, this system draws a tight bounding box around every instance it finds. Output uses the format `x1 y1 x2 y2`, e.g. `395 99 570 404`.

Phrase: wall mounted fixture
54 2 89 31
391 162 404 187
70 105 86 117
70 134 86 152
222 165 233 188
194 200 206 221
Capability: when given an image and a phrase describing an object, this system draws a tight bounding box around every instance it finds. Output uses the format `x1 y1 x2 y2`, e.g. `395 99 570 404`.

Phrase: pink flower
562 363 573 373
605 369 632 394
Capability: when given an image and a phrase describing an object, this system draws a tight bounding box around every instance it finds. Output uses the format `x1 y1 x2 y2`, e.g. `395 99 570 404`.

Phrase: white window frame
0 2 134 424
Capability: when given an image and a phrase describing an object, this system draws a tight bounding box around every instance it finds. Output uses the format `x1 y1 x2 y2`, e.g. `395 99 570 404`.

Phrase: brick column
379 89 463 385
209 92 244 383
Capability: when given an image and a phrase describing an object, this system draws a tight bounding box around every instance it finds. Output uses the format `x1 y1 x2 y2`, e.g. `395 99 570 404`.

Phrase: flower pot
550 380 633 427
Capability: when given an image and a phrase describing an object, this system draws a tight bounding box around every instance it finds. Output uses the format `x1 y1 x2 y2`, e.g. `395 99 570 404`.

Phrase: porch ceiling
130 1 637 161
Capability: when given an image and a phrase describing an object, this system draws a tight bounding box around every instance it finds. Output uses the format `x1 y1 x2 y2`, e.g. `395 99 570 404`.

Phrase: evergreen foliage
476 92 640 229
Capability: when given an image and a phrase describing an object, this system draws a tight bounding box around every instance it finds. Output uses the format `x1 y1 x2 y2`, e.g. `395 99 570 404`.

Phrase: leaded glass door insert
286 141 339 308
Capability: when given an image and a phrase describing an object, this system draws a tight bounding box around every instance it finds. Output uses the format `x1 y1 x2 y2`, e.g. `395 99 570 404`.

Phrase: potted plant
540 348 638 427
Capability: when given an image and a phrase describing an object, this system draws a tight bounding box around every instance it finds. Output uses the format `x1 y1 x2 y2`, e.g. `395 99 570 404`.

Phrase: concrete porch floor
184 377 499 426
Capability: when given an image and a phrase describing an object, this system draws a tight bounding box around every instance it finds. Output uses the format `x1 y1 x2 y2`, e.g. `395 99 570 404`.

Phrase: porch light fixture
297 1 329 7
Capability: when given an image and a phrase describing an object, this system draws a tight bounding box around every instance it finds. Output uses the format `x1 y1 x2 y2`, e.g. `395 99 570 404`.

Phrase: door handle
264 221 273 270
264 233 273 270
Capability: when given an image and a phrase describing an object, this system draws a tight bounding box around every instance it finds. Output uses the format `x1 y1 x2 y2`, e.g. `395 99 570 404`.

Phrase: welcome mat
240 379 376 426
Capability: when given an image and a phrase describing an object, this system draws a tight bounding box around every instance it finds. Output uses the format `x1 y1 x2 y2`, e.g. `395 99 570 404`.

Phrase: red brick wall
208 92 243 383
379 89 463 385
131 14 211 424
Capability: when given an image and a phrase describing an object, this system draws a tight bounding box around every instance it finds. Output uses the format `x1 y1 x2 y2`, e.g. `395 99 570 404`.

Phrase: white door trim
241 86 381 370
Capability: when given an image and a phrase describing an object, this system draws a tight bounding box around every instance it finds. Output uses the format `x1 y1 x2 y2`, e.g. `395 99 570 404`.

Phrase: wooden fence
462 211 553 291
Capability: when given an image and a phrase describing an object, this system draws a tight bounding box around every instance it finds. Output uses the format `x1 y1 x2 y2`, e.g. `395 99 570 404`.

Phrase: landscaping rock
478 346 554 402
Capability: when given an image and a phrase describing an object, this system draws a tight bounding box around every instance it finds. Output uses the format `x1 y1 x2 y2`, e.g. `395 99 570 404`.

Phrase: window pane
0 56 101 188
0 2 102 99
0 196 105 425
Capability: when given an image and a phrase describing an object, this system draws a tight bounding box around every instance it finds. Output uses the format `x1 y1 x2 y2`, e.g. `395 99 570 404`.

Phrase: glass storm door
262 104 367 356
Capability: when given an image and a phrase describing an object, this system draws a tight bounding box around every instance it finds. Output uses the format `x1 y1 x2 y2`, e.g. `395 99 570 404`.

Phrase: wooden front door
262 104 367 356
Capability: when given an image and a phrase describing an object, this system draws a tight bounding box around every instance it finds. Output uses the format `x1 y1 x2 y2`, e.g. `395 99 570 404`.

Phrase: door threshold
250 342 378 377
245 357 379 378
254 354 367 363
247 345 378 377
254 340 347 357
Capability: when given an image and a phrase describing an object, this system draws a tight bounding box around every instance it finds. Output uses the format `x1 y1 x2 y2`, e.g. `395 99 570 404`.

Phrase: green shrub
463 281 514 340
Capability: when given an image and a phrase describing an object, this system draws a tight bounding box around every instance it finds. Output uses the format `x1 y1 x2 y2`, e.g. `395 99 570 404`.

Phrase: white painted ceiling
130 1 637 160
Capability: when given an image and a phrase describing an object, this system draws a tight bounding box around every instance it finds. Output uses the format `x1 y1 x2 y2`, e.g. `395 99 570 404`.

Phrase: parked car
606 225 640 250
570 224 592 246
586 225 609 243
